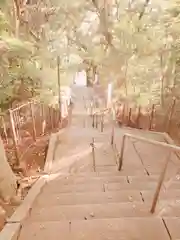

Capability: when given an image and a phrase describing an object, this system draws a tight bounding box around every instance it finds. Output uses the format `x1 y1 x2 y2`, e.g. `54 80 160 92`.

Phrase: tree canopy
0 0 179 109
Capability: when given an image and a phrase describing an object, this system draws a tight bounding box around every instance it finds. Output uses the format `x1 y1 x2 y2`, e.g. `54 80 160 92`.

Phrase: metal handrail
91 107 111 130
118 133 180 213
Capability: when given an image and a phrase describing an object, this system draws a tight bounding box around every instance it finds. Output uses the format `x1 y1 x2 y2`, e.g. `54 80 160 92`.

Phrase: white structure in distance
74 70 87 86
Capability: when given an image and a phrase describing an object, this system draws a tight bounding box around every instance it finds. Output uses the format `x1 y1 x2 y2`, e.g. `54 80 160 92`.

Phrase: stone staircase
11 86 180 239
18 134 180 239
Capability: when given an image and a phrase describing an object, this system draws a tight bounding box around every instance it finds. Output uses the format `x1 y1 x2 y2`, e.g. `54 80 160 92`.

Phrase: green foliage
0 0 180 110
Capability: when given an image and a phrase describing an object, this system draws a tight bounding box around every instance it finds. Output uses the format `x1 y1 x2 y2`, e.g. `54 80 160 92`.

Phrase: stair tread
49 175 128 185
43 182 104 193
35 190 143 206
29 202 153 221
43 180 160 194
19 218 170 240
164 217 180 239
69 170 147 177
142 189 180 202
158 201 180 217
104 181 159 191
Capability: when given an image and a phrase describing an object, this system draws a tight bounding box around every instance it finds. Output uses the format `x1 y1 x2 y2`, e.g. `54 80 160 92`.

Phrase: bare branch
139 0 150 20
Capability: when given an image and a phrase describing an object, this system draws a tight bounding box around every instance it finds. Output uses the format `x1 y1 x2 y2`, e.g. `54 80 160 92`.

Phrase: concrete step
47 175 128 186
42 182 104 194
93 144 117 166
142 189 180 202
158 201 180 217
64 218 170 240
43 179 160 194
35 190 143 206
165 179 180 190
71 169 147 177
128 175 159 182
164 217 180 240
50 174 161 184
29 202 153 221
104 181 159 191
95 166 117 172
19 218 170 240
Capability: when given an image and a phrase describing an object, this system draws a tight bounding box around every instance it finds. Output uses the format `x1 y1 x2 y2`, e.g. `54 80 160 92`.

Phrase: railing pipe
111 123 115 145
149 104 155 130
125 133 180 152
118 135 126 171
90 137 96 172
136 106 141 128
95 113 98 128
101 112 104 132
150 151 171 213
92 113 95 128
118 132 180 213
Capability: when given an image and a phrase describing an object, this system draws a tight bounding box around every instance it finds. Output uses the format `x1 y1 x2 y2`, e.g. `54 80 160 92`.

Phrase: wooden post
52 108 56 128
122 103 125 124
111 122 115 145
30 102 36 141
101 112 104 132
17 110 22 142
92 114 95 128
90 138 96 172
149 104 155 130
48 107 53 130
57 56 62 124
128 107 132 126
41 103 45 135
136 106 141 128
166 98 176 133
111 106 116 145
16 110 21 143
118 135 126 171
95 113 98 128
1 116 8 144
150 151 171 213
9 110 20 165
12 110 18 144
41 103 44 120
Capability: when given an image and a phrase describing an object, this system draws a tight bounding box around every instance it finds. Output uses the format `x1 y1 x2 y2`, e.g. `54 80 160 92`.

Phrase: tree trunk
0 136 17 202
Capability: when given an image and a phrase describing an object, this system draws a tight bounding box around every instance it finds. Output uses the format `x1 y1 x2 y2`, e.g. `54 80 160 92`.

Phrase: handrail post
101 112 104 132
95 113 98 128
166 98 176 133
128 107 132 126
111 107 116 145
9 109 20 166
118 135 126 171
90 138 96 172
149 104 155 130
30 102 36 141
150 151 171 213
122 103 125 124
111 123 115 145
136 106 141 128
92 113 95 128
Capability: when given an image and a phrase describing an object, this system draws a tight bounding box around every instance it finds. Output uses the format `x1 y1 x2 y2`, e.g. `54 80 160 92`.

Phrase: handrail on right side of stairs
118 133 180 214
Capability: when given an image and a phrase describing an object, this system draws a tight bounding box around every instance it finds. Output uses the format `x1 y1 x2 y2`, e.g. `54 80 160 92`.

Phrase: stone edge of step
0 222 21 240
0 129 65 240
0 176 47 240
44 129 66 174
